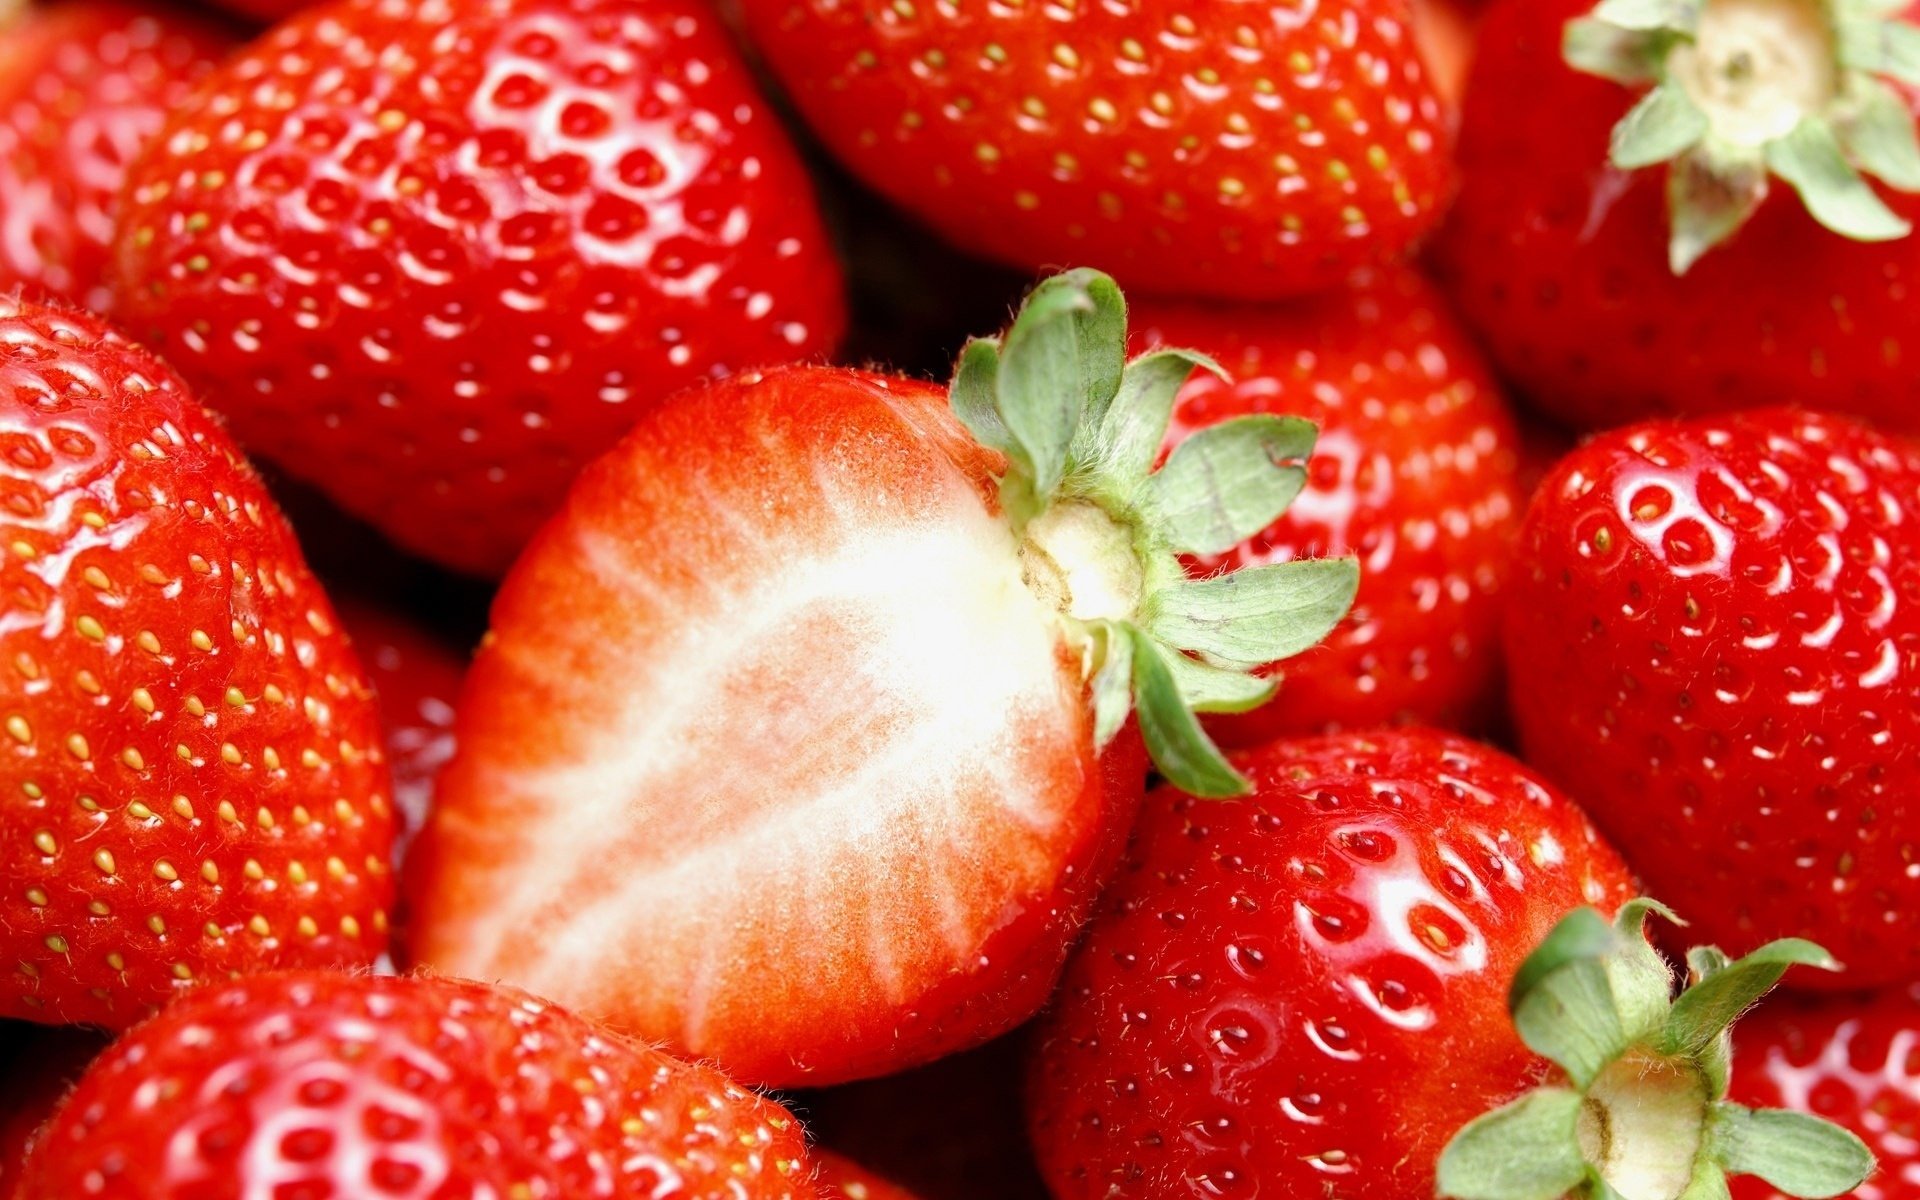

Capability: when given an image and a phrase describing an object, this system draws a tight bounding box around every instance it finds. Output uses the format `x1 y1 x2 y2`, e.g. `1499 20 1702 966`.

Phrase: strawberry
1135 267 1523 743
0 0 236 314
333 594 466 861
1506 408 1920 990
106 0 847 577
405 270 1359 1087
0 1024 102 1196
816 1153 919 1200
0 296 394 1029
1435 0 1920 432
1025 729 1635 1199
732 0 1451 301
16 971 821 1199
1729 989 1920 1200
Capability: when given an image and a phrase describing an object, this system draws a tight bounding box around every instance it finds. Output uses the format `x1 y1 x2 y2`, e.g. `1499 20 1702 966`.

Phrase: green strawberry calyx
1438 899 1874 1200
1565 0 1920 272
950 269 1358 798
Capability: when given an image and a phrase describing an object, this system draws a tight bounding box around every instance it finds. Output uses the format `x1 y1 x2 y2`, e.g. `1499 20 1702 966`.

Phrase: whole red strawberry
334 595 466 861
1135 267 1523 743
1730 989 1920 1200
0 0 235 313
17 972 820 1199
0 296 394 1029
406 271 1357 1087
107 0 846 576
1506 408 1920 989
733 0 1451 300
1436 0 1920 432
1027 729 1634 1199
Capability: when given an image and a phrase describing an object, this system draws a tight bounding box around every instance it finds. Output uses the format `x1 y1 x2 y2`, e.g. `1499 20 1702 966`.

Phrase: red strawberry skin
1136 268 1523 742
1027 729 1633 1199
0 1 236 315
0 297 395 1029
1730 990 1920 1200
107 0 846 576
1506 409 1920 989
1434 0 1920 433
333 595 465 862
406 364 1146 1088
17 972 821 1199
734 0 1451 301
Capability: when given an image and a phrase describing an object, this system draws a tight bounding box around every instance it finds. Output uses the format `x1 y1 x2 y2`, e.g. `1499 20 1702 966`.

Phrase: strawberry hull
405 365 1150 1087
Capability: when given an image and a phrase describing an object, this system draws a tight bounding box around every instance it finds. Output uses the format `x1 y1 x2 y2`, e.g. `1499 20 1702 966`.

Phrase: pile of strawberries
3 0 1920 1194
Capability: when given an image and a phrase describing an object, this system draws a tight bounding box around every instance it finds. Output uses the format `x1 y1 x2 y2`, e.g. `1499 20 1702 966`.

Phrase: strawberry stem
947 270 1358 796
1437 901 1873 1200
1565 0 1920 271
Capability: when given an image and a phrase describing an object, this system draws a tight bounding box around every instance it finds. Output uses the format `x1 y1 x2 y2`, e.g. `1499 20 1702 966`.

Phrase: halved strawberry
406 270 1359 1087
0 296 394 1029
17 971 820 1199
0 0 237 313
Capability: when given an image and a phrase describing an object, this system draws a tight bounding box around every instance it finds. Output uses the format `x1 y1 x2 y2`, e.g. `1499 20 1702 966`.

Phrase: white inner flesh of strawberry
1671 0 1836 147
450 474 1094 1053
1577 1053 1711 1200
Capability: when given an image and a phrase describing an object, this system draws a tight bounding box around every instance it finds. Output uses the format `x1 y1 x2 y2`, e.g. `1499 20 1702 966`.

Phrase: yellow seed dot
201 861 219 884
222 744 243 765
32 830 56 856
81 512 106 529
25 888 46 906
297 916 319 938
21 782 41 800
1051 43 1080 69
190 630 213 651
372 909 389 933
121 748 146 771
154 861 178 882
1088 97 1117 122
173 796 195 820
93 850 116 875
66 734 90 760
203 923 224 940
81 567 112 591
224 687 246 708
136 631 162 654
218 801 240 825
75 671 101 695
105 952 124 971
77 795 99 812
147 915 166 935
5 716 29 744
256 807 275 829
171 962 193 980
248 915 270 936
340 915 361 938
44 936 67 954
131 688 155 714
288 861 309 885
184 696 206 717
243 859 264 880
87 900 109 917
75 616 105 641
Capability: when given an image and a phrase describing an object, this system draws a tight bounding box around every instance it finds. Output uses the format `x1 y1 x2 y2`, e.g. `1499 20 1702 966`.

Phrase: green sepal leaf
1676 1166 1734 1200
1767 117 1913 242
1840 12 1920 86
1709 1104 1875 1198
1435 1088 1588 1200
1159 650 1277 714
1124 626 1247 798
1604 899 1682 1048
1143 559 1359 670
1610 80 1710 169
1687 944 1733 982
1666 154 1768 273
950 338 1011 456
1094 348 1222 484
1590 0 1699 31
1508 909 1642 1086
995 269 1127 500
1658 938 1836 1059
1087 621 1134 750
1564 17 1669 85
1139 415 1316 556
1840 77 1920 191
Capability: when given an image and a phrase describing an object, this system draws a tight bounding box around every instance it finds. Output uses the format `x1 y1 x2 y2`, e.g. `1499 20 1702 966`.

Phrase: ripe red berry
107 0 847 576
